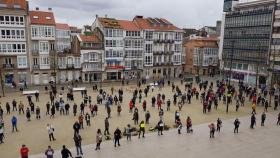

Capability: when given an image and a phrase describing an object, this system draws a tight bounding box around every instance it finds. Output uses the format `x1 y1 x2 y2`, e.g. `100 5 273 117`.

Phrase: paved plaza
29 111 280 158
0 78 278 158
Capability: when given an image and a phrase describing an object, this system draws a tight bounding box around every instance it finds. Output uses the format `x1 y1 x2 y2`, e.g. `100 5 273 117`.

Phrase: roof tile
29 11 56 26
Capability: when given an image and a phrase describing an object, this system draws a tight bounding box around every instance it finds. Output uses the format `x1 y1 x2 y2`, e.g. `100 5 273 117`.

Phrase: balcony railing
3 64 14 69
66 64 75 69
32 50 39 55
33 65 40 69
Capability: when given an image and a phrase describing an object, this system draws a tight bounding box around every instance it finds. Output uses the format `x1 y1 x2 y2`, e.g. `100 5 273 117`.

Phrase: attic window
46 17 51 20
0 3 7 7
33 16 39 19
14 4 21 8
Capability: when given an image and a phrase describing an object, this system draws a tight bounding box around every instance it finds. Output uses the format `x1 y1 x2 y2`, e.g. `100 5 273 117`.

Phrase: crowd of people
0 77 280 158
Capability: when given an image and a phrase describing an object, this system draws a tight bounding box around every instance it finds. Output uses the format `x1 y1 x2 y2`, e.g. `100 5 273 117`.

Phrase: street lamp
0 70 5 97
226 40 235 113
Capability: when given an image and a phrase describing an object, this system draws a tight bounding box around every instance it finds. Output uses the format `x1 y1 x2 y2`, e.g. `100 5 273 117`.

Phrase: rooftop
133 16 181 31
0 0 27 10
56 23 70 30
29 10 56 26
79 34 101 43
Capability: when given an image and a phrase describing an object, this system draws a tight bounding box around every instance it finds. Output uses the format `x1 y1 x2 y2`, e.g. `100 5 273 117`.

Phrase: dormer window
0 3 7 7
33 16 39 19
14 5 20 8
46 17 51 20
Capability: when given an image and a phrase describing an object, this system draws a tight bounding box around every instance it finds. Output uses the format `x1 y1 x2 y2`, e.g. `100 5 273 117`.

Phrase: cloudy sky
29 0 225 29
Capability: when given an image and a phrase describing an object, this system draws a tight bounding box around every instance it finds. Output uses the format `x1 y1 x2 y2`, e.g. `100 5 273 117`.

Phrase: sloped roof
133 16 181 31
0 0 27 10
117 20 140 31
56 23 70 30
29 11 56 26
79 34 101 43
98 17 122 29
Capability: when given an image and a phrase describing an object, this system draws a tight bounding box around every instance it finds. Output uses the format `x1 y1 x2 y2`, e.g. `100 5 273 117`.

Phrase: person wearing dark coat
114 128 122 147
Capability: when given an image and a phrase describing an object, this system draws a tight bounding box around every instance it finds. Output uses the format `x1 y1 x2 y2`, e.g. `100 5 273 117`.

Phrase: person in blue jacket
11 116 18 132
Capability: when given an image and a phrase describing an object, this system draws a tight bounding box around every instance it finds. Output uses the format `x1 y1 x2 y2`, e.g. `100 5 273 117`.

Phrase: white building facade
0 1 30 86
29 9 56 85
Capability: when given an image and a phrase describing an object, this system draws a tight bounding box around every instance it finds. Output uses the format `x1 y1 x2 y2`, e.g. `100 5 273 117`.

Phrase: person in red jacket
129 100 133 113
20 144 29 158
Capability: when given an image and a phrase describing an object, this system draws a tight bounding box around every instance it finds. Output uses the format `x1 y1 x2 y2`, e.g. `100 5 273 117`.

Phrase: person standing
45 146 54 158
61 145 73 158
126 124 132 141
18 101 24 114
157 120 164 135
11 116 18 132
133 110 139 125
47 124 56 141
234 118 240 133
104 117 110 135
114 127 122 147
186 116 192 133
138 121 145 138
261 112 266 126
12 99 17 111
46 102 50 115
6 102 10 114
20 144 29 158
26 108 31 121
250 114 256 129
177 119 183 134
0 125 4 144
73 121 81 134
277 112 280 125
35 106 41 120
216 118 222 132
95 129 103 150
78 115 84 129
145 111 150 124
73 103 77 117
85 113 90 127
73 133 83 156
35 91 39 102
209 123 215 138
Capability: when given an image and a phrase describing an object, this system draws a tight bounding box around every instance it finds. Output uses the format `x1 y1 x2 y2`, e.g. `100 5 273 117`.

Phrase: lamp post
0 70 5 97
226 40 235 113
100 52 103 89
269 46 277 106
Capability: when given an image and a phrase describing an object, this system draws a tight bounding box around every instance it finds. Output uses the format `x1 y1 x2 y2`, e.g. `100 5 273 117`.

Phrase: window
33 58 38 65
145 44 152 53
145 31 153 40
145 56 152 65
4 58 12 64
40 56 49 65
17 56 27 68
39 42 49 52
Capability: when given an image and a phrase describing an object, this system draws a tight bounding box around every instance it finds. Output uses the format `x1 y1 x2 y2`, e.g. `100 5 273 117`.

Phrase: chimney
96 14 98 18
48 8 52 11
105 14 108 18
35 7 39 10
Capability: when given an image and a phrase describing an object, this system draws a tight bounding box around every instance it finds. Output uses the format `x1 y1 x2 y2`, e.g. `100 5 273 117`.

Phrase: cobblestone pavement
30 111 280 158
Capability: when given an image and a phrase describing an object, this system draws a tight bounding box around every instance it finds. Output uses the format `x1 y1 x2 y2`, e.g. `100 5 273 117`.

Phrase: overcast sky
29 0 224 29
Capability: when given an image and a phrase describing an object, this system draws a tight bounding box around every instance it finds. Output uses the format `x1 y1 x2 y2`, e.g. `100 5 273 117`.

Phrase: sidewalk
29 111 280 158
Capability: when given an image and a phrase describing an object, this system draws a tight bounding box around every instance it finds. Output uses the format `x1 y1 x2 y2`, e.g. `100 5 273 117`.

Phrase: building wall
222 0 274 84
184 38 219 75
0 7 30 86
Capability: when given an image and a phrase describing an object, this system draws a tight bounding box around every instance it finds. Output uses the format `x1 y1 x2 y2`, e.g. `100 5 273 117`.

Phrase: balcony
2 64 14 69
33 65 40 70
32 50 39 56
66 64 75 69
